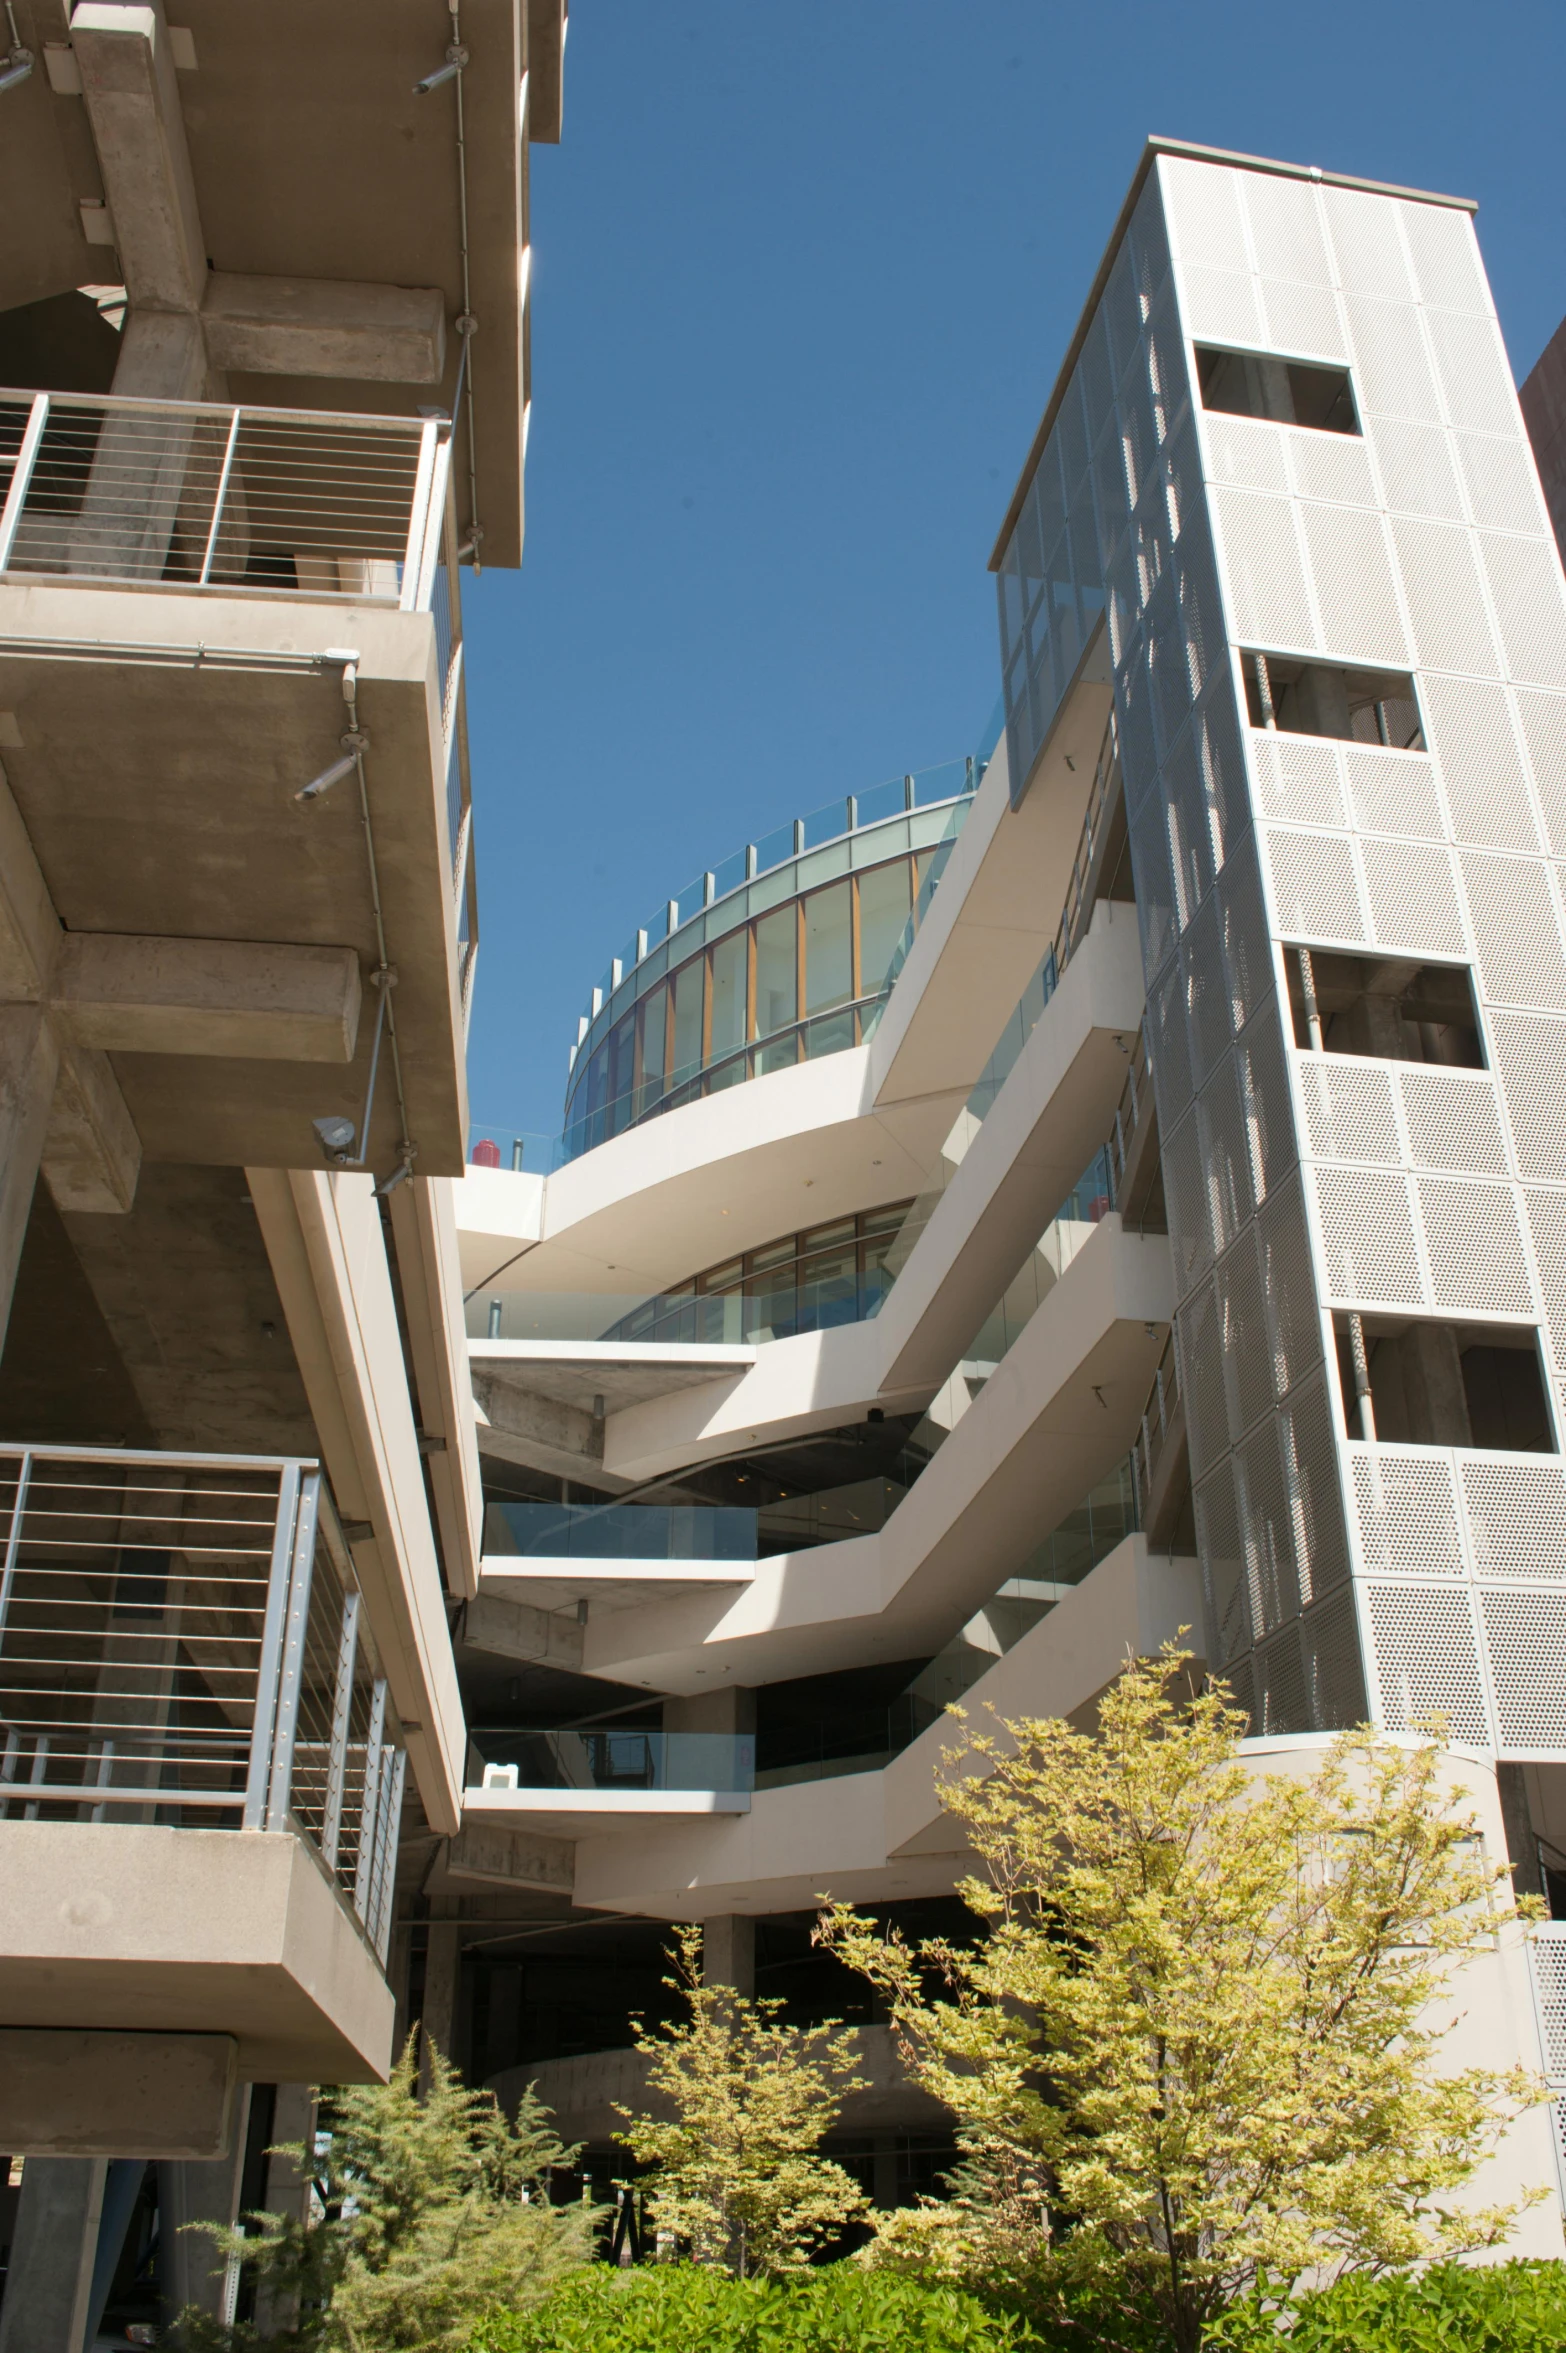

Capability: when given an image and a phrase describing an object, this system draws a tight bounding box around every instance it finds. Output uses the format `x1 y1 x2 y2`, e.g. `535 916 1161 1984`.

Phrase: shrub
1208 2259 1566 2352
471 2261 1031 2351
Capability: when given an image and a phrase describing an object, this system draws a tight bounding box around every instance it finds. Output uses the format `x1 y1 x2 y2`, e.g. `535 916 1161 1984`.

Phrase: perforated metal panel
1523 1192 1566 1375
1389 515 1503 677
1322 186 1416 303
1301 1583 1368 1725
1163 1100 1214 1298
1343 295 1442 422
1515 691 1566 859
1360 837 1469 958
1258 1176 1323 1398
1421 675 1542 855
1284 1378 1352 1602
1263 827 1367 944
1298 1055 1402 1164
1398 1068 1509 1176
1300 502 1409 667
1480 1592 1566 1751
1183 895 1232 1085
1213 487 1316 650
1456 433 1550 537
1490 1015 1566 1180
1161 155 1253 274
1461 1459 1566 1580
1310 1165 1424 1306
1371 419 1468 524
1351 1448 1467 1578
1286 433 1376 511
1218 1228 1273 1439
1417 1176 1536 1318
1253 1623 1311 1733
1251 731 1347 828
1238 1417 1300 1639
1179 1277 1229 1476
1397 201 1491 318
1199 1053 1256 1257
1343 747 1447 842
1531 1932 1566 2078
1480 533 1566 691
1194 1456 1251 1665
1461 854 1566 1011
1243 171 1335 289
1424 310 1524 439
1364 1582 1491 1743
1181 265 1267 349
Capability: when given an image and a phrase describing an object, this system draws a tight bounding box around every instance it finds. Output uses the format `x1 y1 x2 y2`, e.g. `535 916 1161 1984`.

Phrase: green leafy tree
615 1924 869 2275
167 2036 594 2353
819 1646 1547 2353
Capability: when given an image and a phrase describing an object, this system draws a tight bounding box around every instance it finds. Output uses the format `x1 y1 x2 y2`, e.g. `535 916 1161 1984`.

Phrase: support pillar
0 2157 106 2353
160 2085 252 2324
701 1914 756 2000
251 2087 314 2343
0 1005 59 1355
420 1921 461 2088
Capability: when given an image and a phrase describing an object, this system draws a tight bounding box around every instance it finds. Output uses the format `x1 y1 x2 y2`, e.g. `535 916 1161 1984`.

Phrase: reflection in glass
803 880 851 1014
671 958 704 1080
710 930 748 1059
638 984 666 1112
754 907 797 1037
858 861 912 993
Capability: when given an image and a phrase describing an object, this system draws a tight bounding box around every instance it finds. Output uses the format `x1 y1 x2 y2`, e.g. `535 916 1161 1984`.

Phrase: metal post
243 1462 301 1830
1253 649 1278 730
353 1677 389 1924
370 1748 407 1960
487 1298 502 1339
197 406 242 586
413 435 453 610
265 1473 321 1831
0 392 49 572
321 1589 361 1872
1298 946 1326 1052
0 1449 33 1651
510 1138 523 1171
1348 1313 1377 1443
399 419 441 610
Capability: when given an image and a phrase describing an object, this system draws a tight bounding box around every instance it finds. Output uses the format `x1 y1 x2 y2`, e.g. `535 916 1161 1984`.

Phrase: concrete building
440 141 1566 2240
0 1 562 2340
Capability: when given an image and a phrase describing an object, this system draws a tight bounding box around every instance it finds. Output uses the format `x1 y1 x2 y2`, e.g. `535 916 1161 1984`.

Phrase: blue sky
462 0 1566 1148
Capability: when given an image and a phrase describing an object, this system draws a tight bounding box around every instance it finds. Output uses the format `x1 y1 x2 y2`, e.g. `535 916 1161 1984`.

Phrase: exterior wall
995 150 1566 1751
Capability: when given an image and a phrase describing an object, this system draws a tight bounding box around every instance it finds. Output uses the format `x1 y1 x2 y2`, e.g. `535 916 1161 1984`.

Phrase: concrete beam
471 1369 608 1484
0 758 60 1001
71 3 207 314
436 1819 574 1894
464 1589 583 1670
42 1036 141 1215
0 1007 61 1349
53 934 362 1063
389 1179 484 1601
202 273 448 384
0 2028 239 2158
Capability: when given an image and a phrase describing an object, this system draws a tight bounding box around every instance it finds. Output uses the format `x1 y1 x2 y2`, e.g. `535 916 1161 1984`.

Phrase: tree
168 2036 594 2353
615 1923 869 2275
818 1646 1546 2353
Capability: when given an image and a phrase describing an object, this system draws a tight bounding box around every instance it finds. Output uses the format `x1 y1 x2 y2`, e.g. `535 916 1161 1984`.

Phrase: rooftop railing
0 1444 405 1961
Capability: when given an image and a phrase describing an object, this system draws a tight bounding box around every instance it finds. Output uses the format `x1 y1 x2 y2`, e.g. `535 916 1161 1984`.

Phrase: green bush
471 2261 1031 2351
1208 2259 1566 2352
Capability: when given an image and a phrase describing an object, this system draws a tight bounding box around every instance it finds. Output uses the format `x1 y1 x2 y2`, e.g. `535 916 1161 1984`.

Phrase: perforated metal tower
992 142 1566 1759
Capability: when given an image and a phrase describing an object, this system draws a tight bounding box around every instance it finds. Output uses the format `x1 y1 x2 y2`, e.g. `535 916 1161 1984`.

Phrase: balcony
464 1725 753 1837
0 1443 405 2081
0 387 475 1176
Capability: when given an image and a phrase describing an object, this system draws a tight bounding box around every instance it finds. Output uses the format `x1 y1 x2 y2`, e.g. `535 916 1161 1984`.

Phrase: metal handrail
0 1441 405 1960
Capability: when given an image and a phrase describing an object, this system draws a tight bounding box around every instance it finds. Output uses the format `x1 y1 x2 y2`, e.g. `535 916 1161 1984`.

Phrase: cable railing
1128 1333 1182 1532
0 1444 405 1960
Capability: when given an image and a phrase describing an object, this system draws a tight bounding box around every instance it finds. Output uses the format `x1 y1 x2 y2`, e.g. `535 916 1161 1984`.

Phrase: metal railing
0 384 479 1034
1129 1332 1182 1530
1106 1017 1156 1215
0 1445 405 1960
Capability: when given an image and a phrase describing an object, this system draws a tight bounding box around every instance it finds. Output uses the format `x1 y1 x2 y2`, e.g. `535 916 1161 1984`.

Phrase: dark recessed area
1287 947 1485 1068
1334 1315 1555 1452
1243 652 1424 749
1197 344 1360 434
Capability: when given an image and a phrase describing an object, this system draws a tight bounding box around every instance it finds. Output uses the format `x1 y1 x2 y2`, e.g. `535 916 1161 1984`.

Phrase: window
670 958 704 1084
1243 653 1423 749
1286 948 1485 1068
637 984 667 1111
1197 345 1359 435
1333 1313 1555 1452
754 907 797 1038
858 861 912 994
803 881 852 1015
710 930 748 1060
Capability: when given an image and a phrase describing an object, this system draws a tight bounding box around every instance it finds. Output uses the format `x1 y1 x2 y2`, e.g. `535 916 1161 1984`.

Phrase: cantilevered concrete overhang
0 588 467 1173
568 1536 1202 1920
867 628 1112 1110
0 0 564 565
575 1215 1174 1694
460 1785 751 1842
0 1820 396 2082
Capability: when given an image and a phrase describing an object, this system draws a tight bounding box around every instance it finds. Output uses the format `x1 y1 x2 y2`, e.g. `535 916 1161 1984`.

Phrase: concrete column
0 2157 106 2353
1403 1322 1472 1448
160 2085 252 2323
0 1005 59 1355
251 2088 314 2343
701 1914 756 2000
420 1922 461 2087
1498 1762 1546 1902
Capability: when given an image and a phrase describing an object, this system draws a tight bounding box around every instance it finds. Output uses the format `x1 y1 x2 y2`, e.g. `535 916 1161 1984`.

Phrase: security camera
414 44 467 94
313 1115 356 1163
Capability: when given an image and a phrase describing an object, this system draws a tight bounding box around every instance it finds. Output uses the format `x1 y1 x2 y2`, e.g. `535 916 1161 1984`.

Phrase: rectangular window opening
1285 946 1484 1069
1245 652 1423 749
1197 345 1360 436
1333 1313 1556 1453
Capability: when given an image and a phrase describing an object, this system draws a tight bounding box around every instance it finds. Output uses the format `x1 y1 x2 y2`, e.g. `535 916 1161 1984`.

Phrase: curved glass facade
560 723 1002 1161
603 1201 914 1345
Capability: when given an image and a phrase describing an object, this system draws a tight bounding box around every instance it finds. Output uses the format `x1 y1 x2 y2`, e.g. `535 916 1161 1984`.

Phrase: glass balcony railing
469 1266 897 1345
483 1500 757 1562
467 1727 754 1795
